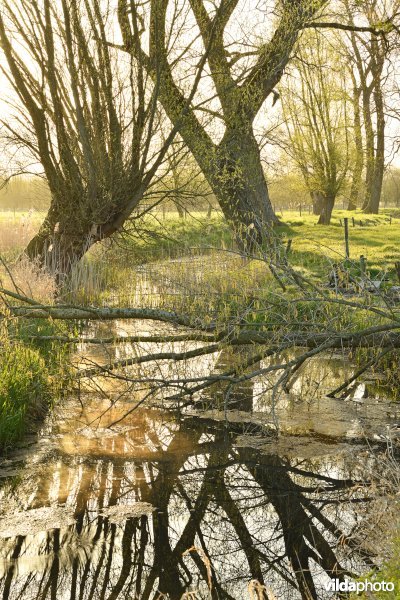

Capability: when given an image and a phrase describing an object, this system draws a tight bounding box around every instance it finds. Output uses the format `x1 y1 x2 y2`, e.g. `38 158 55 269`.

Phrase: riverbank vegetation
350 540 400 599
0 261 70 449
0 319 71 449
2 207 400 443
2 207 398 272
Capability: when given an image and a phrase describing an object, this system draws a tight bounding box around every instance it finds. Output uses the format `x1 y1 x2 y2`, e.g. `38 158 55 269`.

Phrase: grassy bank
76 208 400 309
0 255 71 450
101 208 400 280
0 318 71 450
278 209 400 279
2 208 399 279
0 336 50 447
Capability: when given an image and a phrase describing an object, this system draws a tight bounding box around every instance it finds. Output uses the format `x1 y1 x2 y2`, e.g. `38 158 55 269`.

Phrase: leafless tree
115 0 329 250
0 0 189 277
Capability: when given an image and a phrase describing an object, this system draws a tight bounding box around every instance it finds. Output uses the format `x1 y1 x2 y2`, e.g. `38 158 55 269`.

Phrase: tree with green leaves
281 31 351 225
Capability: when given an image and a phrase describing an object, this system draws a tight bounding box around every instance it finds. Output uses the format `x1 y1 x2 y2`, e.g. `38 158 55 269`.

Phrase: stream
0 276 399 598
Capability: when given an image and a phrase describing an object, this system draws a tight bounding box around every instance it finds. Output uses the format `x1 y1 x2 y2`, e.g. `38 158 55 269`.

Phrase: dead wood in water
2 281 400 405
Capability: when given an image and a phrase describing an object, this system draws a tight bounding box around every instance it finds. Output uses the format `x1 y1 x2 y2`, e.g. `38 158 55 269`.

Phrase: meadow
1 207 399 269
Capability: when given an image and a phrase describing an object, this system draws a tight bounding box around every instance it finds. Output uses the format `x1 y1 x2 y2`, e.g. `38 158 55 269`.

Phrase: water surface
0 318 398 600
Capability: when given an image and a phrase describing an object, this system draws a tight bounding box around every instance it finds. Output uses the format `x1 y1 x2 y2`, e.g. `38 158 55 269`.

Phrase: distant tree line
2 167 400 215
0 177 51 211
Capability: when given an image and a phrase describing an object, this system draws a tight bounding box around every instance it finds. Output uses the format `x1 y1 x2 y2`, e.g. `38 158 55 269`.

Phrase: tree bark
311 191 324 215
24 197 130 279
348 81 363 210
317 194 335 225
361 84 375 211
173 201 185 218
364 69 385 214
361 36 385 214
25 217 92 280
209 128 279 250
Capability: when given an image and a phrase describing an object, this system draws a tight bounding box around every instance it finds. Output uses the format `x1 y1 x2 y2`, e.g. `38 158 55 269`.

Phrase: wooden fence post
360 255 367 274
344 217 350 259
395 262 400 284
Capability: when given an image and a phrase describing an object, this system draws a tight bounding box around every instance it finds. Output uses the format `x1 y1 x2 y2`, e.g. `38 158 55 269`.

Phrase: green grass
0 341 50 447
86 209 400 303
277 209 400 279
2 207 399 280
106 209 400 279
108 211 232 264
0 319 71 450
66 208 400 319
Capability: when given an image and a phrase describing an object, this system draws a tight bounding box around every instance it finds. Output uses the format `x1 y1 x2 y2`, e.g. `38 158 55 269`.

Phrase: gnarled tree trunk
26 216 97 280
209 128 279 251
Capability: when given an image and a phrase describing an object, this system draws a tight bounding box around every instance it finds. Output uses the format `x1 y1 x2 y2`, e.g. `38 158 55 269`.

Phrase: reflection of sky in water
0 390 394 600
0 317 398 599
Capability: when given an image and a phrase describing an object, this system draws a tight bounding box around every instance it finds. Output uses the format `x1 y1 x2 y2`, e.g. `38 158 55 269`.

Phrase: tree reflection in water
0 355 385 600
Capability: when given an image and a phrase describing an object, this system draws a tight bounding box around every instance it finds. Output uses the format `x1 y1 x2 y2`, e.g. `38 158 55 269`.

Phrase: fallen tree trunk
2 286 400 400
2 285 400 347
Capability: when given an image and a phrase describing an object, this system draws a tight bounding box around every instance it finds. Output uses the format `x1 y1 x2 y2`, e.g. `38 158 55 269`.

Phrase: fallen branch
16 333 218 344
77 343 221 378
4 304 213 329
326 346 395 398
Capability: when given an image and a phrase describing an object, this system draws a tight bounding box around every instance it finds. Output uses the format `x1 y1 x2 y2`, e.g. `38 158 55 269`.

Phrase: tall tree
281 32 351 225
347 68 364 210
349 32 385 214
117 0 327 249
0 0 180 277
342 0 397 214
